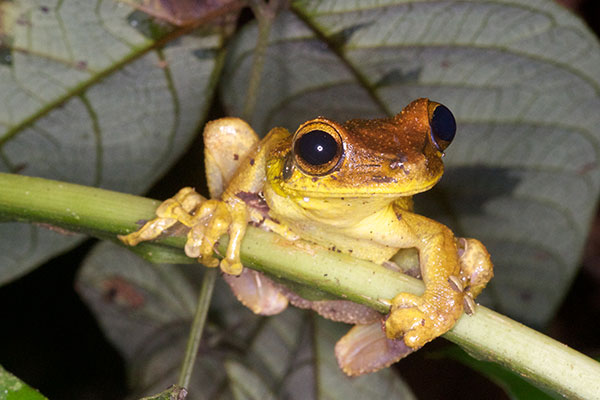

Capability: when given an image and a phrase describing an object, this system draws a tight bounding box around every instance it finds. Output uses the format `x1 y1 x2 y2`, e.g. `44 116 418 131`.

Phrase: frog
119 98 493 375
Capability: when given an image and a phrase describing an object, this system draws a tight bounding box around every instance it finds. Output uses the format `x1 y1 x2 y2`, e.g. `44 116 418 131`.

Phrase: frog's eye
428 102 456 152
293 122 343 175
296 130 337 165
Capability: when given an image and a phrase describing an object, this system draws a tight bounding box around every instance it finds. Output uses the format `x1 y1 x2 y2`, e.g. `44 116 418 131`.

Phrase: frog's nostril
282 153 294 180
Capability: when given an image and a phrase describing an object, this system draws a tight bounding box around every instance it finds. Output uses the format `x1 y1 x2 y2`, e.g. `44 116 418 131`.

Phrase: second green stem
177 268 219 389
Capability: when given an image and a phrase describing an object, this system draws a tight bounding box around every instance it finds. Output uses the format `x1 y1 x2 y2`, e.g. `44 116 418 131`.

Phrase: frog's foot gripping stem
384 237 493 348
118 187 248 275
384 286 464 349
118 187 203 246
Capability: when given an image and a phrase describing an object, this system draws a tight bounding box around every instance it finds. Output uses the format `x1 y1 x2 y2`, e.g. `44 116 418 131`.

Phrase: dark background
1 1 599 399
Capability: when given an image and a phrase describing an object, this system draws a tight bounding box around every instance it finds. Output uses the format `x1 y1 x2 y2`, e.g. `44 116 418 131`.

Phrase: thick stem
1 172 599 399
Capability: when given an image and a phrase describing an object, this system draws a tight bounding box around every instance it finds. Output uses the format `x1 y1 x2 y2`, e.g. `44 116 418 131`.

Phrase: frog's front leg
120 119 292 278
118 186 248 274
385 210 465 349
119 118 257 274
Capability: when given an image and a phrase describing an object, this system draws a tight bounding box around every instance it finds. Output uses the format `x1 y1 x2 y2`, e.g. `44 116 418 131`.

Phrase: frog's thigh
457 237 493 299
204 118 259 198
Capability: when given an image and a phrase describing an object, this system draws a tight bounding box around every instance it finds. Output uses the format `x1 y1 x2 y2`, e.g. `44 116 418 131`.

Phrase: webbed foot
385 288 463 349
118 187 249 275
335 322 413 376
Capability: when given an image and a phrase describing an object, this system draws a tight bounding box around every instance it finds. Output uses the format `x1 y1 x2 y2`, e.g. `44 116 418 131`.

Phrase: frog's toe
185 226 219 269
200 254 220 268
118 217 179 245
386 307 443 349
184 224 205 258
118 230 145 246
402 324 432 349
385 305 426 344
219 258 243 276
193 202 231 267
197 230 222 268
386 291 463 349
198 231 223 263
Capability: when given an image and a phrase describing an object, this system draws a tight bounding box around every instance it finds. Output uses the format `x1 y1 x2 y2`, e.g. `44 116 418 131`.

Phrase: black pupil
430 105 456 143
295 130 338 166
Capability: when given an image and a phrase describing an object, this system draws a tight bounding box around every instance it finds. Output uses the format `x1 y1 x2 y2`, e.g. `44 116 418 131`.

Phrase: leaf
0 364 48 400
225 361 278 400
77 242 226 399
312 318 416 400
0 223 83 284
221 0 600 325
77 242 415 399
228 309 415 400
138 385 187 400
0 0 223 285
76 242 198 360
440 346 561 400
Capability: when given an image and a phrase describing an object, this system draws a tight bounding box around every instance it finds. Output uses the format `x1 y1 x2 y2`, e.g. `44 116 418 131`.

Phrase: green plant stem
177 268 218 389
1 172 600 399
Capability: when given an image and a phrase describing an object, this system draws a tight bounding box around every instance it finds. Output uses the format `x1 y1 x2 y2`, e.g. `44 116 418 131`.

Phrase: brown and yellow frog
119 98 493 375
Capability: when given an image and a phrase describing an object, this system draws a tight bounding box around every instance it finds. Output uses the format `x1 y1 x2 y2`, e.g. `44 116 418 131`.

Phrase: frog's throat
263 182 406 227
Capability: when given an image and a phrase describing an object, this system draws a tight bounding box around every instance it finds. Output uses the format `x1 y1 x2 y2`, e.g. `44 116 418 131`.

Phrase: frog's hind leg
457 238 493 314
204 118 260 198
205 119 289 311
335 322 414 376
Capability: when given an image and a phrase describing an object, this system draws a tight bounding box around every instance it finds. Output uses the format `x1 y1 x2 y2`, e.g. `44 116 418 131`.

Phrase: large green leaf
226 313 416 400
77 242 416 399
0 0 222 284
77 242 232 399
221 0 600 325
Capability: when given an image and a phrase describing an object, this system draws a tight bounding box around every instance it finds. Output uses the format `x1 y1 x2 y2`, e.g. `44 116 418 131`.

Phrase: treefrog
119 98 493 375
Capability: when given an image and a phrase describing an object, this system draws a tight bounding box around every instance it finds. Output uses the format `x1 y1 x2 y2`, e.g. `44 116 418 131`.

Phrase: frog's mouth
274 172 443 199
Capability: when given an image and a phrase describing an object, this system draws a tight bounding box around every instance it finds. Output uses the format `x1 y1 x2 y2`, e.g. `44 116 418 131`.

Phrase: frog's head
267 98 456 199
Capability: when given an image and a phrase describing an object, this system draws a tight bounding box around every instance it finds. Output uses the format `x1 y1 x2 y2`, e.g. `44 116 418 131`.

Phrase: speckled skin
119 99 493 375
